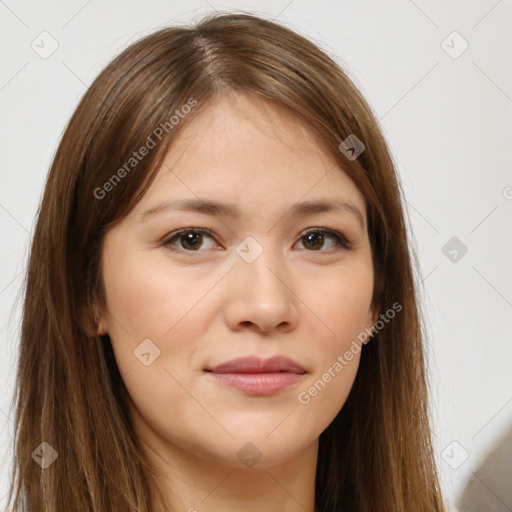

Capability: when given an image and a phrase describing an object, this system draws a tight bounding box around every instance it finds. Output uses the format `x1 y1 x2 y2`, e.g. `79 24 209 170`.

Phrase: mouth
204 356 306 396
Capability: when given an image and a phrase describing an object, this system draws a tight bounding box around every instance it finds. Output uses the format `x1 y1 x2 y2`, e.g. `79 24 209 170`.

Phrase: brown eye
163 228 217 252
179 232 203 250
163 227 352 254
302 232 327 251
296 228 352 252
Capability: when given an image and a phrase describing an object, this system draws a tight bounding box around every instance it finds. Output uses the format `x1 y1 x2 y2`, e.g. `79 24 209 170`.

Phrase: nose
222 245 300 334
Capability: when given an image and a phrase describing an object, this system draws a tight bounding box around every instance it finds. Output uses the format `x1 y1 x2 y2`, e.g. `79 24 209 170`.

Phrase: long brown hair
7 12 446 512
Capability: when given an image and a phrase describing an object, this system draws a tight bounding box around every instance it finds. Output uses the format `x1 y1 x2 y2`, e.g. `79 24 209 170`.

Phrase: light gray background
1 1 511 511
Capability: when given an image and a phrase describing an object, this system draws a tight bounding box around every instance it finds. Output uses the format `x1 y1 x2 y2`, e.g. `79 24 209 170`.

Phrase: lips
205 356 306 375
204 356 306 396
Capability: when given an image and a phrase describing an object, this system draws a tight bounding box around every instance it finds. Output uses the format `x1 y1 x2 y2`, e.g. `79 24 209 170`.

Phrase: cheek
295 264 372 415
101 247 214 399
308 261 374 345
102 244 211 342
103 254 169 332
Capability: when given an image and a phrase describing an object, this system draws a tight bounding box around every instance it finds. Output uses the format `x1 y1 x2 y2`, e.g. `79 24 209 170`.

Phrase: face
98 92 377 469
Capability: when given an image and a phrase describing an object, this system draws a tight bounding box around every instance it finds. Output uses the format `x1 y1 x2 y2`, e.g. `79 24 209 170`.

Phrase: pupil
183 232 201 249
305 233 323 250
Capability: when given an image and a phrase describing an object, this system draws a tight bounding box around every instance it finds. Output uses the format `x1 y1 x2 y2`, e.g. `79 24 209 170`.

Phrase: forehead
133 92 366 220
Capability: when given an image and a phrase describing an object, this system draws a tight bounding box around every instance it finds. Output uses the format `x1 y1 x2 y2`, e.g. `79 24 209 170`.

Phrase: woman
7 12 446 512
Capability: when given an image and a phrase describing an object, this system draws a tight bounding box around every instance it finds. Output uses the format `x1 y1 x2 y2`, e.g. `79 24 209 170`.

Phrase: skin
98 92 378 512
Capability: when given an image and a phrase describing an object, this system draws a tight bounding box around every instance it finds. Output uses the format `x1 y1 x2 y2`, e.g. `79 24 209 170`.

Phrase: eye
162 228 218 252
162 227 352 254
295 227 352 252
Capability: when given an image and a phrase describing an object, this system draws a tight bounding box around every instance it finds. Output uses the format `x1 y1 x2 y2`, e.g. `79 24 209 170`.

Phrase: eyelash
162 227 353 254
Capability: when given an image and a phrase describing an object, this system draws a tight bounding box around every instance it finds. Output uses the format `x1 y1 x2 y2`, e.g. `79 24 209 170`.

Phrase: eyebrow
140 197 366 230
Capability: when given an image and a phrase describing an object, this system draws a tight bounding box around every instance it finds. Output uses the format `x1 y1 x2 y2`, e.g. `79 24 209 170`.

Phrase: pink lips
205 356 306 396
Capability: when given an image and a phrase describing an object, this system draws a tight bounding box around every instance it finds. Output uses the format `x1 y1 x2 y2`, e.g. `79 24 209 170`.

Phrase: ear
81 300 108 338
